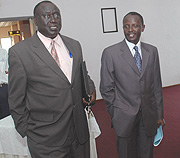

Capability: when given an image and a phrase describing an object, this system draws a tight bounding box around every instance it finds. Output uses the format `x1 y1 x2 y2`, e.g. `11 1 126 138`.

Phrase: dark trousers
0 84 10 119
117 111 154 158
28 119 90 158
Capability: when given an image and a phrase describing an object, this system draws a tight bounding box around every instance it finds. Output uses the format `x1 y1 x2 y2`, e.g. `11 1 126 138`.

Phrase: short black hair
123 12 144 26
33 1 53 17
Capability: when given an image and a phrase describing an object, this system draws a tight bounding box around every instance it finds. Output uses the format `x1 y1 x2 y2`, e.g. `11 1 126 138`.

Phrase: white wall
0 0 180 99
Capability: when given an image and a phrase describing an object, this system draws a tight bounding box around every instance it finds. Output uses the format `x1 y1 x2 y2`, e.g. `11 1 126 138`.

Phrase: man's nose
50 15 56 21
129 25 133 31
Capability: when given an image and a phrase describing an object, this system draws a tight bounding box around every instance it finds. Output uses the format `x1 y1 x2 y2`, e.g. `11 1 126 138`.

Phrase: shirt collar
125 39 141 51
37 31 60 50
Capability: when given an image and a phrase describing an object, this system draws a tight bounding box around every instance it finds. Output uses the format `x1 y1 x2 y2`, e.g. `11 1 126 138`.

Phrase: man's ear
33 17 37 26
142 25 145 32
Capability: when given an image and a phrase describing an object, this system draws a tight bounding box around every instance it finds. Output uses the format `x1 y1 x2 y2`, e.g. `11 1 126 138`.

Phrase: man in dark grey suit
8 1 96 158
100 12 165 158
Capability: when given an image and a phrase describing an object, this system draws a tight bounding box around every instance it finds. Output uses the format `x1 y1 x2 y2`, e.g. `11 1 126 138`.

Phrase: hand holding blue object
154 125 163 146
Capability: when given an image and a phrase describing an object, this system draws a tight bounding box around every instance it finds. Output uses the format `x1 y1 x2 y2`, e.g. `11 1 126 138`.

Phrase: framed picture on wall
101 7 118 33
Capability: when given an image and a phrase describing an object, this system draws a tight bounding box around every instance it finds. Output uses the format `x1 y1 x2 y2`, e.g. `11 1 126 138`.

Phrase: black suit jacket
8 32 95 146
100 40 164 137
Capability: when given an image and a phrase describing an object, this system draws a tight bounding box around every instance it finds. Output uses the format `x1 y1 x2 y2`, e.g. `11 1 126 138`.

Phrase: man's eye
123 25 129 29
133 25 139 28
53 13 59 19
44 15 50 19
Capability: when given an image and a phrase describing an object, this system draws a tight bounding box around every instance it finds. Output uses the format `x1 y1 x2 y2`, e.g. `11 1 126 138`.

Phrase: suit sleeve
153 47 164 120
100 49 115 117
88 76 95 92
8 48 29 137
78 40 95 93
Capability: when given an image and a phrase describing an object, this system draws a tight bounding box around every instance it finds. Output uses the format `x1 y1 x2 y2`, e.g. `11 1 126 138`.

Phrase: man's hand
157 119 165 128
82 89 96 106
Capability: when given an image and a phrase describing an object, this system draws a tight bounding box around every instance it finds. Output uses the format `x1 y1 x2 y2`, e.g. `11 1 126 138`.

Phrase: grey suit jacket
8 32 95 146
100 40 163 137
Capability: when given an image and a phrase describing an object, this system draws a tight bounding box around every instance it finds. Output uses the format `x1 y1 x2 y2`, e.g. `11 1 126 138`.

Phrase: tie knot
134 46 138 51
51 40 55 45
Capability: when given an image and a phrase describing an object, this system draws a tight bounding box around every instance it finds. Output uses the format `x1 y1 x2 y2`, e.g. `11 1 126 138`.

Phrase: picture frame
101 8 118 33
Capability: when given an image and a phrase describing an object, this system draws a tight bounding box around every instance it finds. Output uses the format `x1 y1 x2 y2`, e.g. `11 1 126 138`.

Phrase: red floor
92 85 180 158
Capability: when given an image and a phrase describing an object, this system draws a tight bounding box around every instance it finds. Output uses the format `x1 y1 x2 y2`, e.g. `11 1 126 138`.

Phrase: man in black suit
100 12 165 158
8 1 96 158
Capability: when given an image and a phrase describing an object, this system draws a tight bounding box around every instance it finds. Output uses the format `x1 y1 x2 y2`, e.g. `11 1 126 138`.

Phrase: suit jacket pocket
113 99 129 111
30 111 54 122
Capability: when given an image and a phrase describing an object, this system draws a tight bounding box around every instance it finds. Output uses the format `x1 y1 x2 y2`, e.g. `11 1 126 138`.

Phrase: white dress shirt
37 32 73 83
125 39 142 58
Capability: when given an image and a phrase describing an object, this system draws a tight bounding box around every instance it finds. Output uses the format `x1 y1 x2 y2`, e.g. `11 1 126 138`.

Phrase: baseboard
163 84 180 89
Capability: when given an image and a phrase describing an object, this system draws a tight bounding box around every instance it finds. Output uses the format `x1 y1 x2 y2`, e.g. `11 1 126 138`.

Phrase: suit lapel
120 40 150 77
120 40 141 76
140 43 150 77
31 33 70 83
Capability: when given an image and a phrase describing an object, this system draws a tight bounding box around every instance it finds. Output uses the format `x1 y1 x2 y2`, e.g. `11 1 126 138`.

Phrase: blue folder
154 125 163 146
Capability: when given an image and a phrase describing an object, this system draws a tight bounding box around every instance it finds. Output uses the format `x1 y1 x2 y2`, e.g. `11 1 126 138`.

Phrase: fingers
82 90 96 106
157 119 165 128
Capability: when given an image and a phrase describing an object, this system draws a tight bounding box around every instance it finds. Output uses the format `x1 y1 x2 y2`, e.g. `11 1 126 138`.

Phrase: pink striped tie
50 40 60 67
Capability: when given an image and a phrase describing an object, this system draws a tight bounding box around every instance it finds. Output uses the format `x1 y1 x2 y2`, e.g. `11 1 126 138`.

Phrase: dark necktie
133 46 142 72
50 40 60 67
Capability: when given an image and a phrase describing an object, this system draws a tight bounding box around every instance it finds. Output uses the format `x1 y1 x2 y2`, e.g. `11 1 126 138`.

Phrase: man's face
34 2 61 39
123 14 145 44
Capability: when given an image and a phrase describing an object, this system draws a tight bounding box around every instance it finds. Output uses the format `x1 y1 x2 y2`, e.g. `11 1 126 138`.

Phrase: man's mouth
50 26 58 30
128 33 135 38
